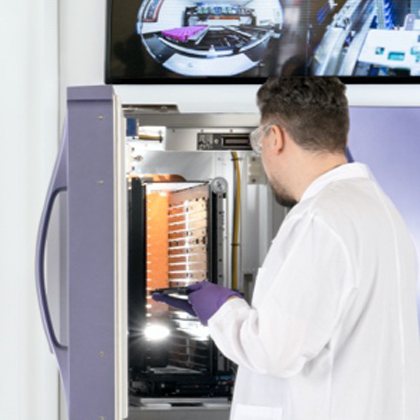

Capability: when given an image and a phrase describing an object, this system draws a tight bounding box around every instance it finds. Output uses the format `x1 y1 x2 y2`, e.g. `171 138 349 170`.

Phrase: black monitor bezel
105 0 420 85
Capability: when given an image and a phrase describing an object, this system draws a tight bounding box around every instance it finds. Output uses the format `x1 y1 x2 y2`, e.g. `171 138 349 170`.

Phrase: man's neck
293 153 349 202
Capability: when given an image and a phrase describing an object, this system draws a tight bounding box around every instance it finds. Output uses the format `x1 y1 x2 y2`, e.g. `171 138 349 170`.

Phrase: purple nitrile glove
152 293 196 317
187 281 243 326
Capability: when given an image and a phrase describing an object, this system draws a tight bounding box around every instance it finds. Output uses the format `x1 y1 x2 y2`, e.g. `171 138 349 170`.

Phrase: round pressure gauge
211 177 228 194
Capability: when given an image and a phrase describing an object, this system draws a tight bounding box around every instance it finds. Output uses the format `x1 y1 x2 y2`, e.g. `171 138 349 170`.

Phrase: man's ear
268 125 285 156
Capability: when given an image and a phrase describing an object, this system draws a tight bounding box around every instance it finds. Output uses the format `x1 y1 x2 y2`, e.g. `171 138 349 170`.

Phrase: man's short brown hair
257 77 349 154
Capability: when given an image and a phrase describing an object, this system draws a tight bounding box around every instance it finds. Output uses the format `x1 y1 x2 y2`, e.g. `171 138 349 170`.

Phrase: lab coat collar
300 163 371 202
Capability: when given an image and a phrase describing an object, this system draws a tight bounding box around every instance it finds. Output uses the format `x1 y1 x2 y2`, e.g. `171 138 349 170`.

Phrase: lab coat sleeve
208 213 357 378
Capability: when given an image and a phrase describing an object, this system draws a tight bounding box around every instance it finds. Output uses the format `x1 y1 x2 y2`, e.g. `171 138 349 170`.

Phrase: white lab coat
209 163 420 420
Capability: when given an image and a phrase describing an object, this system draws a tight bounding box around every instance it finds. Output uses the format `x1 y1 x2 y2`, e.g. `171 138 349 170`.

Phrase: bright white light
180 323 210 341
193 324 210 341
144 324 171 341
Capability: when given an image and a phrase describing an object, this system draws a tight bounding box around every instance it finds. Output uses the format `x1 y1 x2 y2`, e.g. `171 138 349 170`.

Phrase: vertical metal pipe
376 0 386 28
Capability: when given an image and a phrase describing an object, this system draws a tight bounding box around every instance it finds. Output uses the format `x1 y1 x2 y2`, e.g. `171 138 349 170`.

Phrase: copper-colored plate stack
146 183 209 319
146 190 170 317
168 197 208 288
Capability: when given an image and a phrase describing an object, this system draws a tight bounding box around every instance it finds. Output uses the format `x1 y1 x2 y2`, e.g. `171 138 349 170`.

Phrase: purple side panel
67 86 116 420
348 107 420 324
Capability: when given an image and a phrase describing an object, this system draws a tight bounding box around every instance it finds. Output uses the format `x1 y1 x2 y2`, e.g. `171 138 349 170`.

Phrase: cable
231 153 237 289
231 152 241 290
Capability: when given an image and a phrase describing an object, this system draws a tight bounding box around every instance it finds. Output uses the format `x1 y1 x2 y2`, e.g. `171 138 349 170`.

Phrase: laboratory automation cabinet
36 86 420 420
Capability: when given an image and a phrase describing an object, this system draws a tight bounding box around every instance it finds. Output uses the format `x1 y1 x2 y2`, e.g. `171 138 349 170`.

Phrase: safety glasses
250 123 274 155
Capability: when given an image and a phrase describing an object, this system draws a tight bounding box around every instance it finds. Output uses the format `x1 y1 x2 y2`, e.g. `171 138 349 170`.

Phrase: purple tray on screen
162 25 207 42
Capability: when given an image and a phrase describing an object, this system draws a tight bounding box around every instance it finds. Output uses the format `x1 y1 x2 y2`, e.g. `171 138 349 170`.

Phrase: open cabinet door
36 85 128 420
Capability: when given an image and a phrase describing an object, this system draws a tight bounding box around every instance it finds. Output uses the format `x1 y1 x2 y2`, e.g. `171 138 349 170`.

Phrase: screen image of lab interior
312 0 420 76
136 0 420 77
137 0 283 76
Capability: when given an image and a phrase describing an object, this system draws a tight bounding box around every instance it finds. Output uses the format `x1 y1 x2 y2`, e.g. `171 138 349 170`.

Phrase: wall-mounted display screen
106 0 420 83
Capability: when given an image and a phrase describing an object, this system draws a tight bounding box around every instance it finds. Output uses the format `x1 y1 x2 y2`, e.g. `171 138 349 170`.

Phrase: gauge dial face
211 177 228 194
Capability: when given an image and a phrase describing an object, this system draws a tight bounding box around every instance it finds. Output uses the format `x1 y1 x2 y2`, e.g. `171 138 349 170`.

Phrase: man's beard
270 182 297 208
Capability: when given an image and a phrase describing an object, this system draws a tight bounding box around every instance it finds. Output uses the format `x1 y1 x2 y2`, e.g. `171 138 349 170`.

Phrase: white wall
0 1 60 420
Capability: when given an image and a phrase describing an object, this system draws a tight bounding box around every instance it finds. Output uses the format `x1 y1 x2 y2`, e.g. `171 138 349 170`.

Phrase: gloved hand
188 281 243 326
152 293 196 317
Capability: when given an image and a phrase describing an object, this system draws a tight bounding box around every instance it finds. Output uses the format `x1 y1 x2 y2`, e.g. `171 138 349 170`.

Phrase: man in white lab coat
153 77 420 419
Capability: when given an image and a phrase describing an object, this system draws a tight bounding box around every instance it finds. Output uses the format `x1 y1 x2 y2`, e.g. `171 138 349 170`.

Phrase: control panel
197 133 252 151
